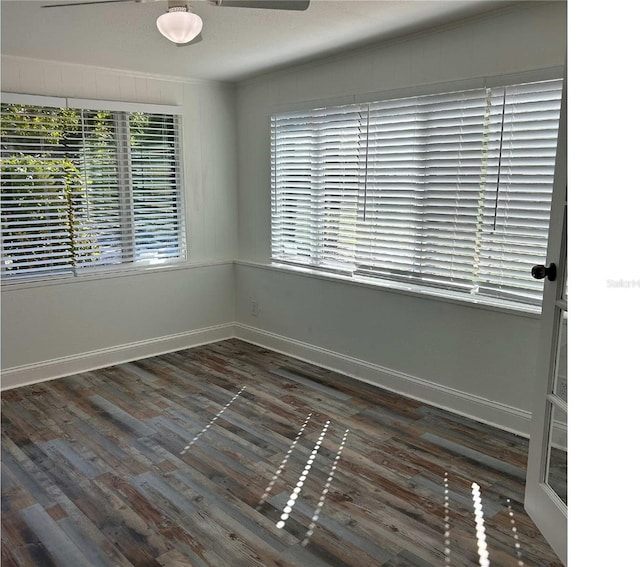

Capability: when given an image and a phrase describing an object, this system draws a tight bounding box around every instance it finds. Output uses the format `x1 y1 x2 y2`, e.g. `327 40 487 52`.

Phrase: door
524 75 567 564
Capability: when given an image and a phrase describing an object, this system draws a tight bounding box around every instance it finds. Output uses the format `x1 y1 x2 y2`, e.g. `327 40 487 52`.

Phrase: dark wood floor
1 339 562 566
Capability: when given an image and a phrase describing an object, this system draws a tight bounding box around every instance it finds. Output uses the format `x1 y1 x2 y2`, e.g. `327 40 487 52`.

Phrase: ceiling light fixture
156 5 203 45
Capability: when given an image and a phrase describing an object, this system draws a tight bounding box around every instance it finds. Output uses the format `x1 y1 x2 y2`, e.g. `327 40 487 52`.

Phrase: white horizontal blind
1 103 76 276
271 104 368 271
130 112 184 262
1 101 185 280
476 80 563 305
359 88 497 292
72 108 124 268
270 78 562 310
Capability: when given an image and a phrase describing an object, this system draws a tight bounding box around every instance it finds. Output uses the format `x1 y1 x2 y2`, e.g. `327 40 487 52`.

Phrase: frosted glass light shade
156 7 203 44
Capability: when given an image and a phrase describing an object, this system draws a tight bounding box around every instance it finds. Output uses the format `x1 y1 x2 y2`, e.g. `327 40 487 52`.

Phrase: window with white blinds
1 99 185 281
271 78 563 311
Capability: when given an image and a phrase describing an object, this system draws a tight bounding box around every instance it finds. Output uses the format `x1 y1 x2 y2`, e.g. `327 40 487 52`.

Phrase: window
1 96 185 281
271 78 563 311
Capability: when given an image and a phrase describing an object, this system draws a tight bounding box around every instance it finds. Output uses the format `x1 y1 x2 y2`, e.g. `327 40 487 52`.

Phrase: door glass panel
546 402 568 505
553 311 567 402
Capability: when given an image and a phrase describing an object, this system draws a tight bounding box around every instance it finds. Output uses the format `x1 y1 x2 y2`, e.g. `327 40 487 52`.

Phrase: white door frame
524 72 568 564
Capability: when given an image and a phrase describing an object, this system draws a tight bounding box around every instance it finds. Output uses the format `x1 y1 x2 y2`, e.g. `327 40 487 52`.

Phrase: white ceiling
1 0 510 82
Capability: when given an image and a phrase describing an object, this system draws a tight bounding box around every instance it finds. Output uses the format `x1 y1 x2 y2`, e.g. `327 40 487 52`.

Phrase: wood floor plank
1 541 22 567
1 444 59 511
2 339 563 566
19 504 92 566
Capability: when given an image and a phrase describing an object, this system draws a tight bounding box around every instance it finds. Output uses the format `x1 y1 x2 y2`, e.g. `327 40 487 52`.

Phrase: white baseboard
1 322 550 441
234 324 533 438
0 323 235 391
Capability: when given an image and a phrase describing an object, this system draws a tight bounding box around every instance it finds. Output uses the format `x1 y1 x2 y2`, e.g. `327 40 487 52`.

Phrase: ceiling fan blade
176 32 203 47
215 0 310 11
42 0 136 7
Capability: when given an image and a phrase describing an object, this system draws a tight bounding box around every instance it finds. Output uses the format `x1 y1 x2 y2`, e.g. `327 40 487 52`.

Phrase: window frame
0 92 187 285
269 68 564 315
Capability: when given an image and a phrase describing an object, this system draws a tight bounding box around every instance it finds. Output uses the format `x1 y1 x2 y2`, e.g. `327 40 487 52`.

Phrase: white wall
1 56 238 385
234 1 567 434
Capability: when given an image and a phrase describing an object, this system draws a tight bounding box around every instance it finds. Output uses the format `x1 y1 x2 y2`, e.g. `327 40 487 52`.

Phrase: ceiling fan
41 0 311 46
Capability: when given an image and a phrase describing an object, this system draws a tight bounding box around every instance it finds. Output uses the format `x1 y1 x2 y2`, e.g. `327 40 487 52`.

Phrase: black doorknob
531 263 557 281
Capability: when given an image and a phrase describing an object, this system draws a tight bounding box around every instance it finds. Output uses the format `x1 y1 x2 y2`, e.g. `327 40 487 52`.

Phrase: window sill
236 260 541 319
0 260 233 291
